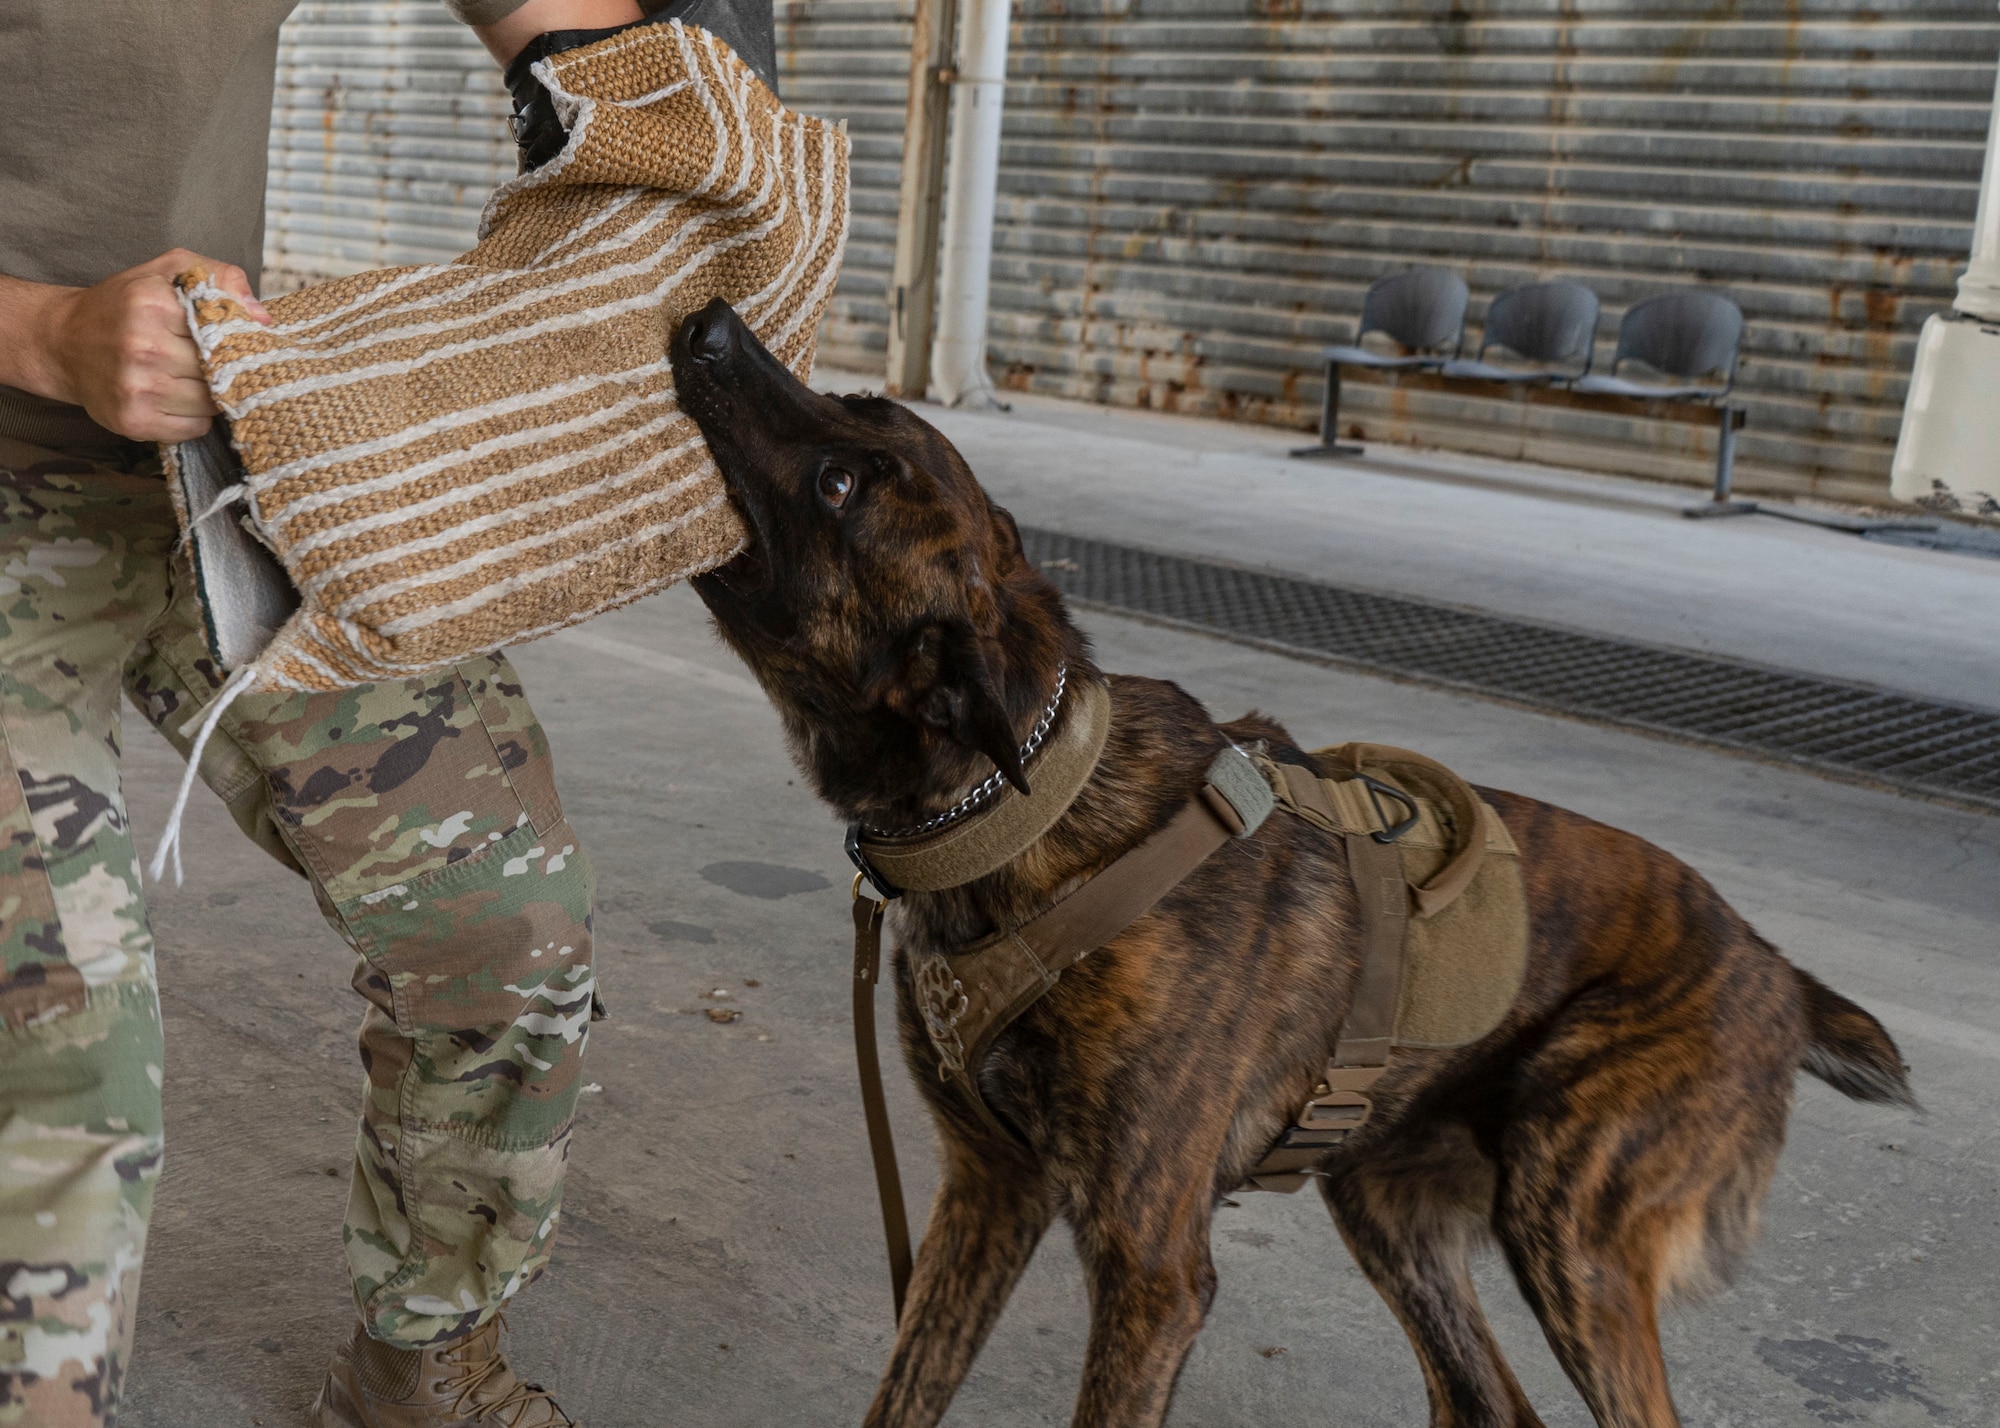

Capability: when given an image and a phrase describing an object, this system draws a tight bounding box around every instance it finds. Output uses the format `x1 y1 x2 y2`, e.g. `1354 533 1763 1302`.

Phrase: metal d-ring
1358 774 1420 844
847 823 904 901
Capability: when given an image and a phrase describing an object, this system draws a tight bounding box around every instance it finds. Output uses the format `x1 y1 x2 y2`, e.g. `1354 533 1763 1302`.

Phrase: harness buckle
1281 1063 1383 1148
846 823 904 901
1296 1092 1372 1136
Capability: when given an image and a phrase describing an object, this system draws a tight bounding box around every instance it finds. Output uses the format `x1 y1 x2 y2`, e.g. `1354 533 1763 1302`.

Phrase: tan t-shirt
0 0 532 447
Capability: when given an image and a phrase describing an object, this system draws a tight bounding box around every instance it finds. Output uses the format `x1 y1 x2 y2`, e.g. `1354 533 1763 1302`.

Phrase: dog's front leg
1068 1191 1217 1428
863 1146 1051 1428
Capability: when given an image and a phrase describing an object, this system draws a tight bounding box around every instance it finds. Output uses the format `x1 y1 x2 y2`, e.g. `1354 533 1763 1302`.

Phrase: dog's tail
1795 968 1920 1109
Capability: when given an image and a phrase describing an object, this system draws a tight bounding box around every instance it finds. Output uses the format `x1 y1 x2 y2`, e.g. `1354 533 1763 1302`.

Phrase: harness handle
1320 742 1492 919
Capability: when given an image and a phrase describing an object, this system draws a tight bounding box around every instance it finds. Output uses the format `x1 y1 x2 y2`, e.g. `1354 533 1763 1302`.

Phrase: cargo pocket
338 814 595 1175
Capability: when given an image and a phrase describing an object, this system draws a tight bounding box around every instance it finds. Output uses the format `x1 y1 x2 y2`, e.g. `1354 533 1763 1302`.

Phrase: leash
851 878 912 1320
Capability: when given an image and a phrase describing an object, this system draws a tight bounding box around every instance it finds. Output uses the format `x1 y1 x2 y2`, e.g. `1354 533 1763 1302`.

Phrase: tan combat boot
311 1316 580 1427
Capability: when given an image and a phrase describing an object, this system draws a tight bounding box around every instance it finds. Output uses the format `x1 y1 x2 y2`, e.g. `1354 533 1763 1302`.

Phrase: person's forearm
0 251 267 441
468 0 644 65
0 274 77 401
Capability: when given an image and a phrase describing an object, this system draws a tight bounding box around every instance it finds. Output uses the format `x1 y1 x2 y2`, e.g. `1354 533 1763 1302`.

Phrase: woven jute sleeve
171 20 848 693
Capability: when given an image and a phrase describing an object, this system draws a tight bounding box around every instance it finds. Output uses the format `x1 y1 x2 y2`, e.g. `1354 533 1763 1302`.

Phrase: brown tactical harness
845 677 1513 1318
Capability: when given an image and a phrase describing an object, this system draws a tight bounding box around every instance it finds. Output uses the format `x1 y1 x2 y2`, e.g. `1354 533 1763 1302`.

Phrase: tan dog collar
847 675 1114 899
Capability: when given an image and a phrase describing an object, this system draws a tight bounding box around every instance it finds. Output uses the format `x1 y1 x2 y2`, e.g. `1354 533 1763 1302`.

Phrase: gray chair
1570 290 1743 400
1570 290 1750 514
1293 268 1469 458
1440 280 1600 383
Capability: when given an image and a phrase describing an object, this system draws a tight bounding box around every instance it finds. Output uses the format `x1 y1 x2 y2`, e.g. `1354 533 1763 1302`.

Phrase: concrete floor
119 406 1997 1427
879 385 2000 713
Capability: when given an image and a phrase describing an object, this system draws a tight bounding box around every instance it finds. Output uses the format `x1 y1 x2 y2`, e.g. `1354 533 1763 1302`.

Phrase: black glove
504 0 780 173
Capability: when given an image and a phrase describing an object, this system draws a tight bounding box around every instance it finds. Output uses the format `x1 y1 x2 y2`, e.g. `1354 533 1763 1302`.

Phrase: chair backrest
1359 267 1470 354
1611 290 1745 385
1478 280 1600 368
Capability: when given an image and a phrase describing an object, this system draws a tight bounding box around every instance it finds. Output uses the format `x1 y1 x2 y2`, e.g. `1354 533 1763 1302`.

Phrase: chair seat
1323 345 1443 370
1570 373 1725 401
1439 359 1571 384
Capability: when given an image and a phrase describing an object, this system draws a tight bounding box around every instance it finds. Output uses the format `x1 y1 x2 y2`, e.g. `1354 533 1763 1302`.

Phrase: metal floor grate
1020 528 2000 813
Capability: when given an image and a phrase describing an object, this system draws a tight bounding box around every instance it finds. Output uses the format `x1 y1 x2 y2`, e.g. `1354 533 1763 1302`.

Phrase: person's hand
5 250 270 443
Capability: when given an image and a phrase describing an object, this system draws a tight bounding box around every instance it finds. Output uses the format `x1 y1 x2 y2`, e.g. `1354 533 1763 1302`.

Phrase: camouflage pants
0 435 597 1426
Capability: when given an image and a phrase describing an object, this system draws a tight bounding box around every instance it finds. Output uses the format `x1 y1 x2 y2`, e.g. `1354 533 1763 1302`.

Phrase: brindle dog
669 297 1916 1428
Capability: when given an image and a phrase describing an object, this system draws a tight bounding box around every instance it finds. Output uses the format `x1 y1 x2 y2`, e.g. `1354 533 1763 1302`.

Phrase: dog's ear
901 620 1029 795
986 500 1026 576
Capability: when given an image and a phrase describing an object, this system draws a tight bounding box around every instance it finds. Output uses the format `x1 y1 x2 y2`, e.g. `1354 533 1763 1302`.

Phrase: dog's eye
818 466 855 508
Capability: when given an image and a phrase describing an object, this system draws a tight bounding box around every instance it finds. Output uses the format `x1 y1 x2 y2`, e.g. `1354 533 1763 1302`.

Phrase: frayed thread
149 664 260 885
191 482 248 527
178 479 259 565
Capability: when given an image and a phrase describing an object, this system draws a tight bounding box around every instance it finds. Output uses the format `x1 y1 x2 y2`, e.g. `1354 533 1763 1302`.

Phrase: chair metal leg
1682 405 1936 532
1291 361 1365 458
1683 404 1757 518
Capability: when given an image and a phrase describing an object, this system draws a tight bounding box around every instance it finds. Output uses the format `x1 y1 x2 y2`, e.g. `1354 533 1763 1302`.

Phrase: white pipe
930 0 1010 407
1954 44 2000 321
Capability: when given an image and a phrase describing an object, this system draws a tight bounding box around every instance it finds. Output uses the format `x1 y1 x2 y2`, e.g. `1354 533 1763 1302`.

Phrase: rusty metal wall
263 0 1999 497
263 1 515 287
799 0 2000 499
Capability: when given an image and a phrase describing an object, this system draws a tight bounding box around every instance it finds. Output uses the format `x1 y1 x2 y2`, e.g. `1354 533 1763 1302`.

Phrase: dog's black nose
683 304 735 364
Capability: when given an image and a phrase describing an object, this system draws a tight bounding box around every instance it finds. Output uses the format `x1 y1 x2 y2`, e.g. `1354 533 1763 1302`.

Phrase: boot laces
441 1320 572 1427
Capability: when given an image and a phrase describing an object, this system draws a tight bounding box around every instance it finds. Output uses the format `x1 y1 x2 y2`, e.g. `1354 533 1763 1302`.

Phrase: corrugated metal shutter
261 0 914 330
263 0 2000 498
263 0 516 288
776 0 918 369
978 0 2000 498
